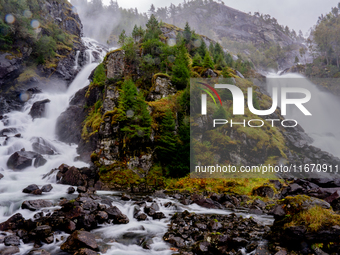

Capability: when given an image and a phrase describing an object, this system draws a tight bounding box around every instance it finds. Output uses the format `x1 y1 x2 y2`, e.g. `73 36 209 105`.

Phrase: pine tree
169 3 176 17
119 79 138 112
202 51 214 69
108 0 118 12
208 42 214 54
183 22 192 44
118 29 127 45
192 52 202 66
215 54 226 70
170 121 190 177
138 26 145 39
132 25 138 41
118 79 152 139
145 14 162 40
148 4 156 16
294 56 299 64
225 53 233 66
172 43 190 90
213 42 223 61
156 109 178 168
198 39 207 58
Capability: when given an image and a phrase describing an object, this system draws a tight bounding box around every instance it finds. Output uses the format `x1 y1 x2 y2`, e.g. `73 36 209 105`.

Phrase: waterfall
0 37 273 254
74 50 80 70
0 39 105 224
266 73 340 158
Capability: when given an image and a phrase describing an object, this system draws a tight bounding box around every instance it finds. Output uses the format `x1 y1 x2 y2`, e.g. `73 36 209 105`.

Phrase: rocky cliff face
94 50 176 174
57 49 340 189
165 2 303 70
56 47 180 186
167 2 293 46
54 21 340 190
0 0 93 114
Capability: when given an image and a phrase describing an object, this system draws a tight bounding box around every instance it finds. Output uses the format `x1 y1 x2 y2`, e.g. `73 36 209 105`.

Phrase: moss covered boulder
269 195 340 253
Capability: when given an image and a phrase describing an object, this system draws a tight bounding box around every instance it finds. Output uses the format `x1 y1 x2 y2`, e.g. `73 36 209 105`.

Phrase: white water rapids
0 37 273 254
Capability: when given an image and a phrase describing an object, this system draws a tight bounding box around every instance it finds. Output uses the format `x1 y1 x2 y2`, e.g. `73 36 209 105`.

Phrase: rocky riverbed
2 161 340 254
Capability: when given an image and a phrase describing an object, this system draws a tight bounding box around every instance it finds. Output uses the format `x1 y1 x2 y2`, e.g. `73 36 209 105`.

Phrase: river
0 38 273 254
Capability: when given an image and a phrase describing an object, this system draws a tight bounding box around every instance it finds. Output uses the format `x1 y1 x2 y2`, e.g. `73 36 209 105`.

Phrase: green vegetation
156 109 177 167
82 99 102 140
166 176 279 197
0 0 75 68
279 195 340 232
92 63 106 87
202 51 214 69
171 43 190 90
303 4 340 81
16 66 38 83
35 36 57 64
85 11 291 189
113 79 152 140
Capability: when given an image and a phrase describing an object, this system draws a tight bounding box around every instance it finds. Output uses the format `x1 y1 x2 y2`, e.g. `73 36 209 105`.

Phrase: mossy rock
279 195 330 214
283 205 340 232
251 185 275 198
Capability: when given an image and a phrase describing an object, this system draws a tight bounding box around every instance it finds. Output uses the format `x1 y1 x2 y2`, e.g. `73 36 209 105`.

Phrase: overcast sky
102 0 339 34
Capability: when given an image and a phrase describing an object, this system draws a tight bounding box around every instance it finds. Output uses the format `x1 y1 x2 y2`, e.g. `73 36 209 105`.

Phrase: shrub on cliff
0 21 13 50
92 63 106 86
35 36 57 64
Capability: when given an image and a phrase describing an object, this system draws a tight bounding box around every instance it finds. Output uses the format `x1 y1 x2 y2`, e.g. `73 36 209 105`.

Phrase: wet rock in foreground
60 230 98 253
163 210 270 254
7 150 46 170
22 200 53 211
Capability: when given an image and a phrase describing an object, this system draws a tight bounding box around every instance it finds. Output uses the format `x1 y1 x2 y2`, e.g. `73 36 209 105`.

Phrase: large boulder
41 184 53 193
29 99 50 119
22 200 53 211
0 213 25 231
60 230 99 253
30 137 57 155
269 195 340 253
56 86 88 144
23 184 40 194
57 166 86 186
105 206 129 224
193 198 223 209
56 85 101 163
7 150 46 170
56 165 98 188
252 185 275 198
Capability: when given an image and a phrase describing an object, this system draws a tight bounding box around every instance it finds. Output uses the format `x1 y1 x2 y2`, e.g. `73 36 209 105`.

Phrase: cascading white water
0 37 273 254
0 37 105 253
266 73 340 158
74 50 80 70
0 38 105 222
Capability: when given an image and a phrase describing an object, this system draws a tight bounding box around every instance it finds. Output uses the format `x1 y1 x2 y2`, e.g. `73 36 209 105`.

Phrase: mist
110 0 339 35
